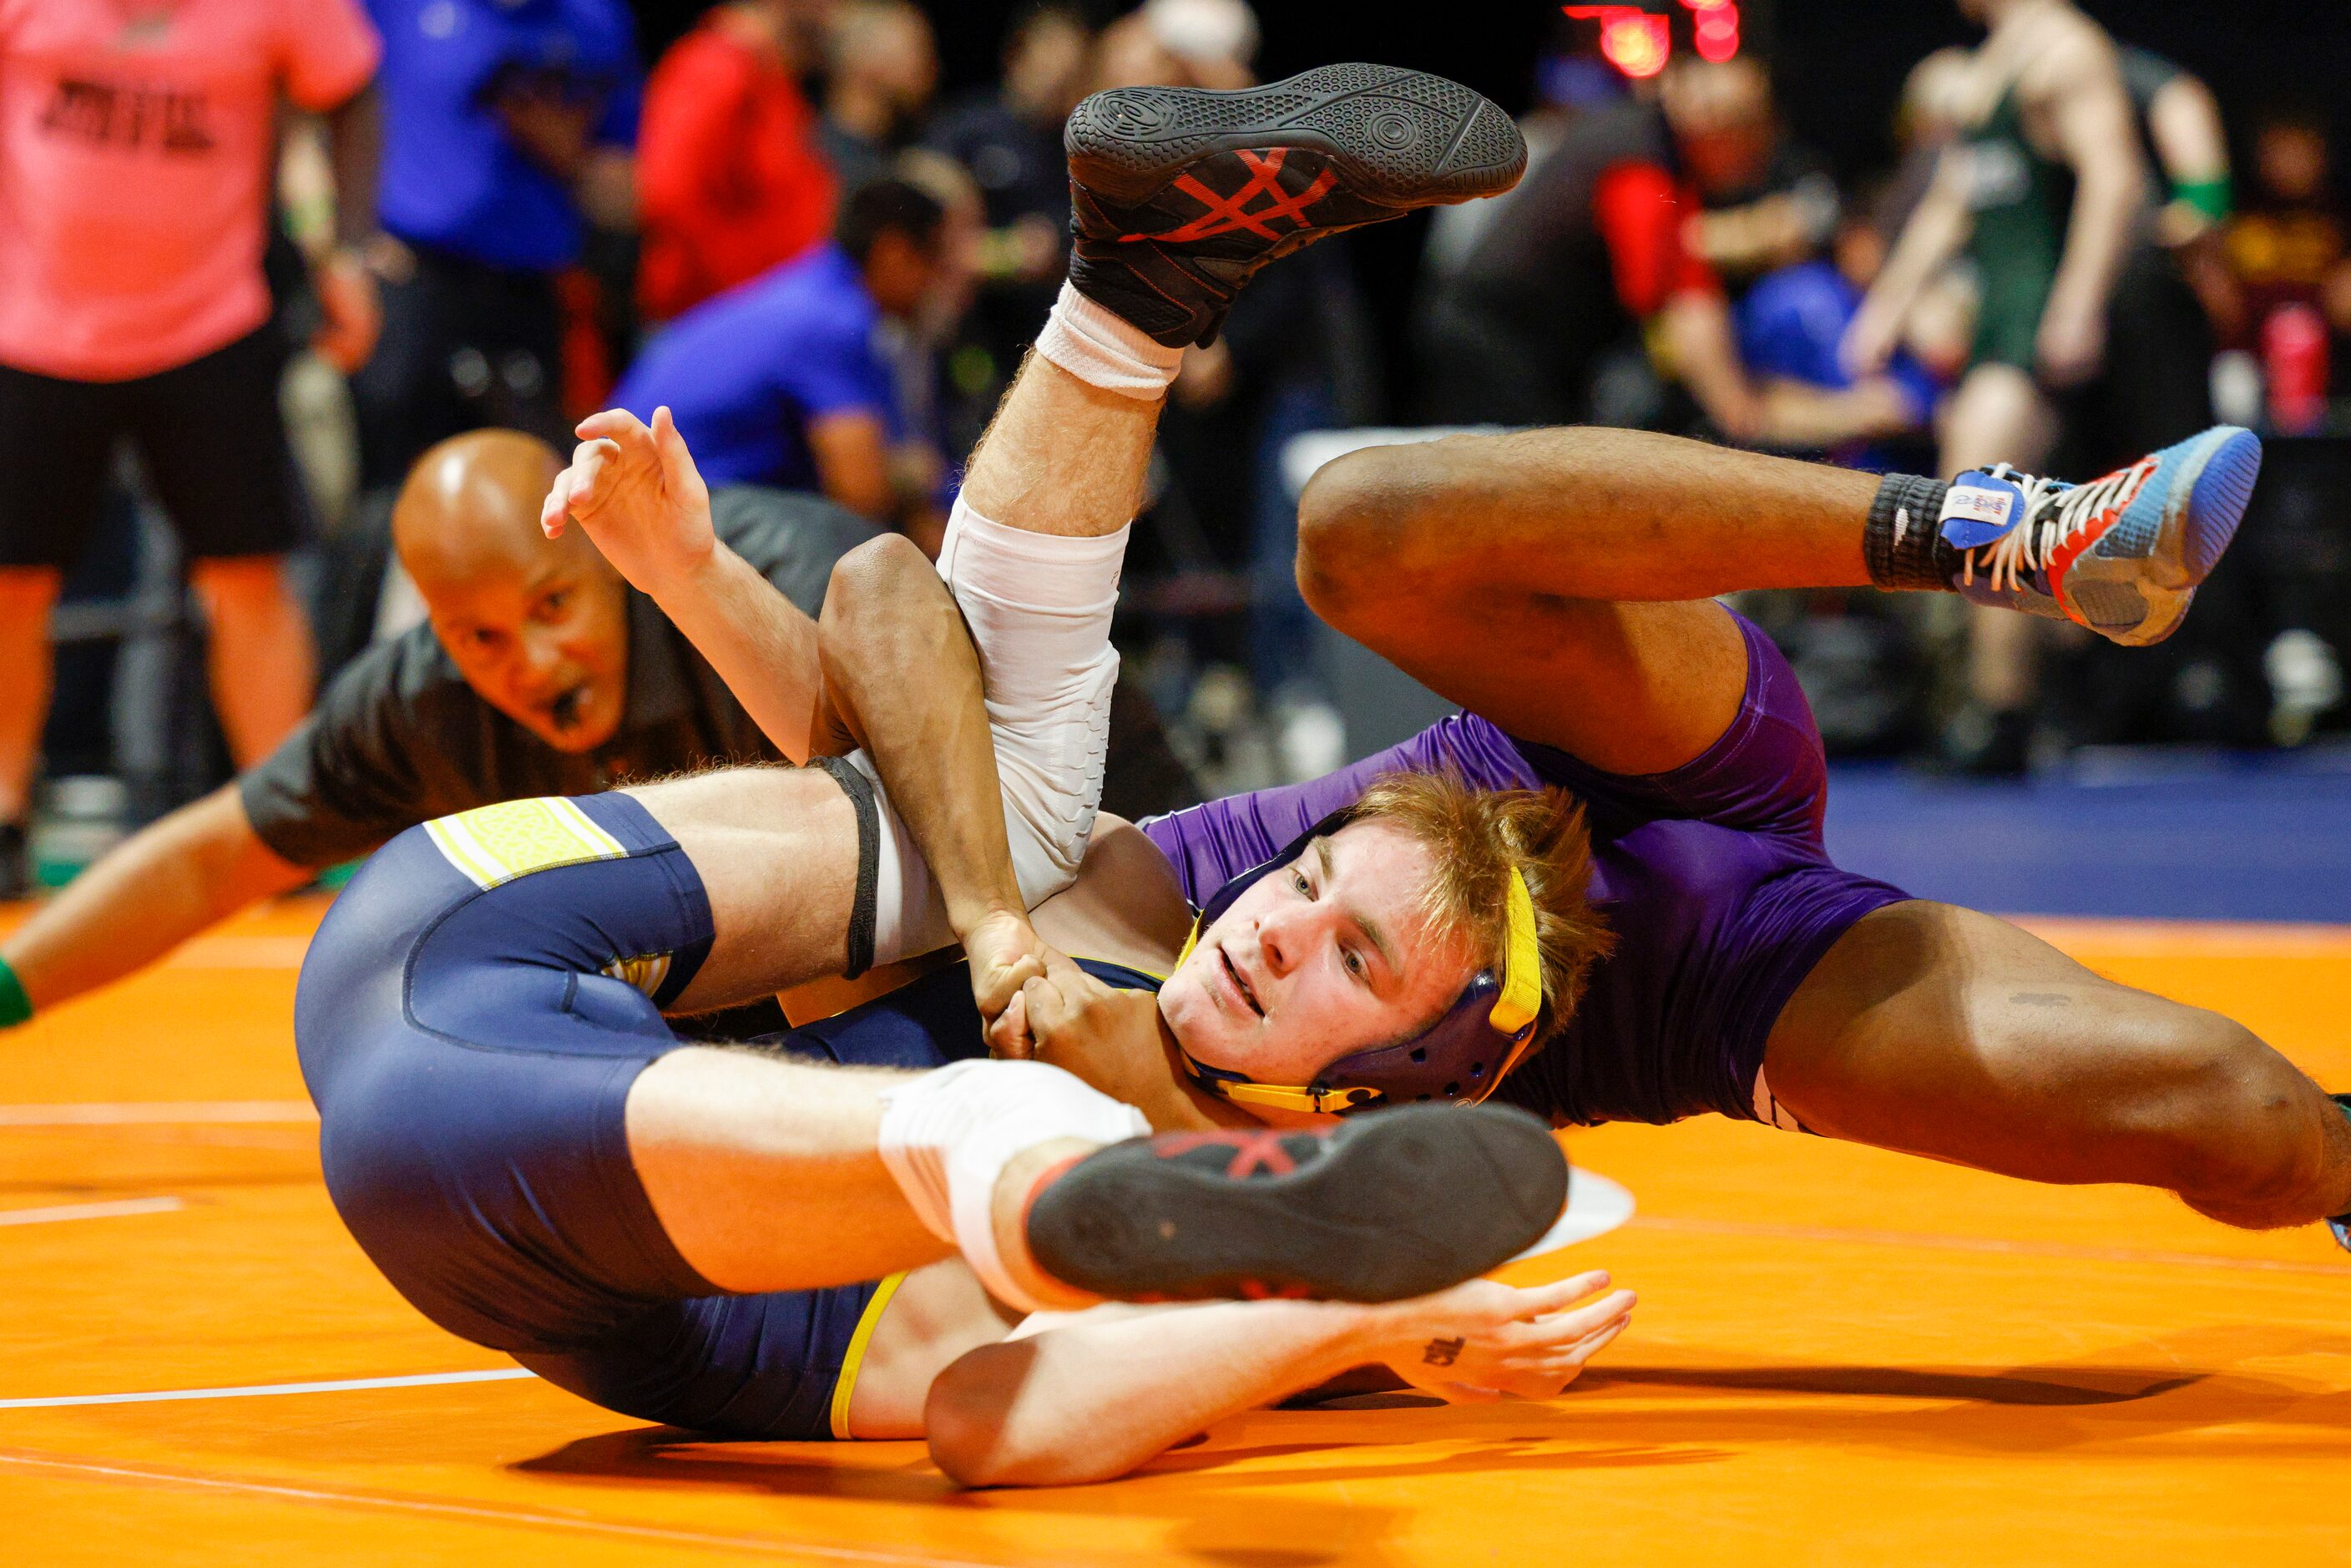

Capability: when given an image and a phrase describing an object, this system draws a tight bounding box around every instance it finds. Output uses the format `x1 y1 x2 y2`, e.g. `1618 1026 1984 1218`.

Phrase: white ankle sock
875 1059 1149 1311
1033 280 1184 399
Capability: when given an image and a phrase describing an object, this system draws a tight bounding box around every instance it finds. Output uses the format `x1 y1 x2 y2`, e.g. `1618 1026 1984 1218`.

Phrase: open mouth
1218 944 1263 1018
547 685 589 732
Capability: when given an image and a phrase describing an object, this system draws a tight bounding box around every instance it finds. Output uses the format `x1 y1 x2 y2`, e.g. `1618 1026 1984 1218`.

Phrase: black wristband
811 756 880 979
1863 471 1959 593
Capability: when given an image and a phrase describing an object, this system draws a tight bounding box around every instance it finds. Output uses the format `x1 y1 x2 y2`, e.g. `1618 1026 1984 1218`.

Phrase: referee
0 429 1194 1029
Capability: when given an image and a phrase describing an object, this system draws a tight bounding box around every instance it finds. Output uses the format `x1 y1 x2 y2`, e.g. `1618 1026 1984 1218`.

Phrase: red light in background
1566 3 1741 78
1694 6 1739 62
1678 0 1741 62
1564 6 1673 78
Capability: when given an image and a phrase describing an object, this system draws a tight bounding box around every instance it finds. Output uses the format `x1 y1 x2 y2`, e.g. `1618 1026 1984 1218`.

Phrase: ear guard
1172 813 1544 1116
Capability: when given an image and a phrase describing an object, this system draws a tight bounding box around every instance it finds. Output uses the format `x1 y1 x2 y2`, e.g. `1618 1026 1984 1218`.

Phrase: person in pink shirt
0 0 383 894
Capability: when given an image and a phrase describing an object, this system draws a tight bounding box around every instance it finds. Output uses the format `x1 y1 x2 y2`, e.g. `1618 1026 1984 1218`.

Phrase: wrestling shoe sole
1026 1102 1570 1304
1065 62 1527 213
2177 425 2263 584
2073 426 2262 647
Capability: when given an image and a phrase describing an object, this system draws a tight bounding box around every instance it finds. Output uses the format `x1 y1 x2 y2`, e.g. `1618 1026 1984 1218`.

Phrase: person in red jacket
637 0 837 324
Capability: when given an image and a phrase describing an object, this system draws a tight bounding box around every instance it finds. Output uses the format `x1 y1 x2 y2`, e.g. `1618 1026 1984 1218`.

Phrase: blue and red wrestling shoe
1024 1101 1569 1304
1941 425 2264 647
1063 63 1527 347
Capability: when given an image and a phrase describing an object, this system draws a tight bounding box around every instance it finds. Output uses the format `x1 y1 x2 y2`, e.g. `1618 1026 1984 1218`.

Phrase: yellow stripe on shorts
828 1271 908 1440
424 797 629 891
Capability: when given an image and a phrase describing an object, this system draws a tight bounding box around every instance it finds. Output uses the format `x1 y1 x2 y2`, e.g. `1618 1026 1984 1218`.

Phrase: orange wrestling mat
1 898 2343 1564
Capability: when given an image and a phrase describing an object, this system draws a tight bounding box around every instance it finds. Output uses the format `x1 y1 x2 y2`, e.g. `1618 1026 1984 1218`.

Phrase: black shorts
0 326 307 570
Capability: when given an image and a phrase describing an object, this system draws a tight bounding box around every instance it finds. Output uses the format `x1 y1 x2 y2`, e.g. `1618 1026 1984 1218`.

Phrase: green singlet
1959 83 2072 372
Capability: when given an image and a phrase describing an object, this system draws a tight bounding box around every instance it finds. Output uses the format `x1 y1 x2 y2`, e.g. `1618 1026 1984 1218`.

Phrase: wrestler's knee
821 532 937 635
2126 1011 2327 1220
1296 444 1434 620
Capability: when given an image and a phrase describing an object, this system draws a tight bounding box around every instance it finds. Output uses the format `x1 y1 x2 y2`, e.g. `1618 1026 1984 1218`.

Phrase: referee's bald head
394 430 593 590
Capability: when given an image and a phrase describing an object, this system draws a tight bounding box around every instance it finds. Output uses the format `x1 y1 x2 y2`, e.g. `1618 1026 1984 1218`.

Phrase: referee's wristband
0 955 30 1029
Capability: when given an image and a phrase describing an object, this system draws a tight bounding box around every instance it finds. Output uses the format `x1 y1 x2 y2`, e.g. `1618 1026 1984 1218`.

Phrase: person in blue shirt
353 0 642 490
1735 249 1944 471
616 178 956 541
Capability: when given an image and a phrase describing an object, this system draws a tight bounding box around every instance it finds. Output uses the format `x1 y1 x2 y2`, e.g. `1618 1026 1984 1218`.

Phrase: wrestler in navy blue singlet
296 789 1157 1439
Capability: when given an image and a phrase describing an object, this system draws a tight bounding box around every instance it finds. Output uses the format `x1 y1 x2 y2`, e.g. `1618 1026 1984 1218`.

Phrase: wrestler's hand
542 406 716 596
310 245 382 374
1840 297 1901 379
965 907 1053 1041
1372 1272 1636 1404
1014 953 1229 1130
2034 296 2107 389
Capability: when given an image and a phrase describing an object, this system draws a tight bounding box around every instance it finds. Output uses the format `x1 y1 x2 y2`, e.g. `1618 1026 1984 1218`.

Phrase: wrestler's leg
1297 415 2257 772
1940 362 2062 755
814 346 1167 990
1761 901 2351 1231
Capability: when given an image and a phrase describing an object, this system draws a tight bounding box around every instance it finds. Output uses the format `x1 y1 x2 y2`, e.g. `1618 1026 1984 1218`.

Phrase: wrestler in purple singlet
1140 615 1909 1128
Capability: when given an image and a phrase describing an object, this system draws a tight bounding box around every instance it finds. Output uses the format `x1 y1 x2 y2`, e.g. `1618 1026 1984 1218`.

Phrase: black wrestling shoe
1064 63 1527 346
1024 1102 1568 1303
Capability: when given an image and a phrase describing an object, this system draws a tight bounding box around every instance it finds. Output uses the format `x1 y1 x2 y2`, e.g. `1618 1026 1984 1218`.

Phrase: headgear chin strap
1172 812 1544 1116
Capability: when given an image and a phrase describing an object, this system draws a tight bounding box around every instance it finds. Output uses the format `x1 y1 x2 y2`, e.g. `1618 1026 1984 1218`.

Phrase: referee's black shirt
241 488 870 867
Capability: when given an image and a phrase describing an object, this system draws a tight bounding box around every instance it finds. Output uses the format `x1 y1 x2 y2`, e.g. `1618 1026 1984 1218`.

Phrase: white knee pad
875 1058 1150 1312
856 495 1130 966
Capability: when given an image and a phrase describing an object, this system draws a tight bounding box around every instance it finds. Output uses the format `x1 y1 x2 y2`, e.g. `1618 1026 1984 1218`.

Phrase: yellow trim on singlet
424 797 627 890
828 1270 909 1439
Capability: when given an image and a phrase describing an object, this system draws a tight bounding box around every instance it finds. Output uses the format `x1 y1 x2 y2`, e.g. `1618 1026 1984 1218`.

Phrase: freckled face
1158 821 1479 1092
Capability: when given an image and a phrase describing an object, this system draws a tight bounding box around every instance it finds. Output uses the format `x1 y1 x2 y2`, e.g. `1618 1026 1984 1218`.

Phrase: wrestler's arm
0 784 311 1021
1016 822 1243 1130
1846 146 1972 377
2028 26 2146 386
815 532 1050 1014
544 407 827 761
1294 429 1876 772
923 1272 1634 1487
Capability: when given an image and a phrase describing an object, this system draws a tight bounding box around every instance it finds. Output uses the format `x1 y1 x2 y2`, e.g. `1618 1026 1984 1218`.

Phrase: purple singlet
1140 615 1908 1126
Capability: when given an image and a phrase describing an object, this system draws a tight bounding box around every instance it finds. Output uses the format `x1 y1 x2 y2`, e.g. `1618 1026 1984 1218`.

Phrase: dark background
624 1 2351 390
626 1 2351 175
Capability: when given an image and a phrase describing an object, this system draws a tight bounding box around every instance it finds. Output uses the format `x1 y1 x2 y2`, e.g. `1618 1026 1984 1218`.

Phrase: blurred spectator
1734 212 1943 468
1423 49 1624 288
820 0 938 195
1138 0 1257 91
614 178 959 544
0 0 383 895
925 4 1092 411
1851 0 2150 773
2223 114 2351 366
1415 53 1857 447
351 0 640 491
1678 72 1840 296
2085 46 2219 463
637 0 837 324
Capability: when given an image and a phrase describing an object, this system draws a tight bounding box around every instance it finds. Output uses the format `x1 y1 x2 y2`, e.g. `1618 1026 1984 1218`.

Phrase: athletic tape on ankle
1033 280 1184 399
0 956 28 1028
875 1059 1149 1312
1863 472 1959 592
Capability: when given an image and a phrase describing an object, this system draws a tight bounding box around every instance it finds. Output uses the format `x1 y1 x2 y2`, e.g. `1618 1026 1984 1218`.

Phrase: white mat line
1633 1214 2351 1277
0 1368 538 1410
0 1196 184 1229
0 1101 316 1126
0 1449 1023 1566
